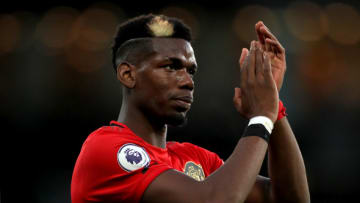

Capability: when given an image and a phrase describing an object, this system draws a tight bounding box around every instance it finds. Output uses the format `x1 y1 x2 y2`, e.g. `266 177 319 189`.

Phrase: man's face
133 38 197 126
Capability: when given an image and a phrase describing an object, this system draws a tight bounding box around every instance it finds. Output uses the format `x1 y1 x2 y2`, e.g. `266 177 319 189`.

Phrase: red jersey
71 121 224 203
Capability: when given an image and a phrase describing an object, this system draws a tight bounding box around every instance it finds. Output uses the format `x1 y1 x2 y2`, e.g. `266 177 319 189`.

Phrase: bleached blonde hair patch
147 16 174 37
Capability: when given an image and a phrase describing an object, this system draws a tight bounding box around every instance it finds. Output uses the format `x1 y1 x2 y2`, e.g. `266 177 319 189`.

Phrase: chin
165 112 188 127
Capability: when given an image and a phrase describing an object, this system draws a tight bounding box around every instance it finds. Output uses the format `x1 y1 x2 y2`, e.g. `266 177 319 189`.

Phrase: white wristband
248 116 274 134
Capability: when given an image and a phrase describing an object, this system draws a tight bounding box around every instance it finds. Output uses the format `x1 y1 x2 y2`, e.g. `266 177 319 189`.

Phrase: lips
174 96 193 104
172 95 193 110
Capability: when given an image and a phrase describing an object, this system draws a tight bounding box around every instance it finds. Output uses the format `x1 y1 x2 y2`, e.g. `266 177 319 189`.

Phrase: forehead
150 38 196 62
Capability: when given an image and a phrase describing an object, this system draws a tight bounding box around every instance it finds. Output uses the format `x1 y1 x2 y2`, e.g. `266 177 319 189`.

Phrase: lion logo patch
117 144 150 172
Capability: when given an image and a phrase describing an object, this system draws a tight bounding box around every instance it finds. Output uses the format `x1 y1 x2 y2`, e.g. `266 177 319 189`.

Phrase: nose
177 69 194 91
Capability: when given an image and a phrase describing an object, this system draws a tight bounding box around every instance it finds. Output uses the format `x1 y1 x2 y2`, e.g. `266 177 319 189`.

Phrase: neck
117 98 167 149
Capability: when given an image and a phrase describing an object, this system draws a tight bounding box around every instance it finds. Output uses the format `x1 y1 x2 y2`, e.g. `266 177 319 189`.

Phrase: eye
187 67 197 76
162 64 179 71
164 65 174 70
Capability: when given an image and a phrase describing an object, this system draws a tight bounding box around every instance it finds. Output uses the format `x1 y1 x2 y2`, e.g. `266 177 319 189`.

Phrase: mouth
174 96 193 104
172 96 193 110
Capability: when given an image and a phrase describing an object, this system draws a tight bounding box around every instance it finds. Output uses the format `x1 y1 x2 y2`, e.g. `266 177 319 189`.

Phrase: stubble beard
166 113 188 127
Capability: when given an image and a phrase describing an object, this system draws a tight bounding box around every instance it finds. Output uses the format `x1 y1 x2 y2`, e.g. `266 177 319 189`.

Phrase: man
71 14 310 203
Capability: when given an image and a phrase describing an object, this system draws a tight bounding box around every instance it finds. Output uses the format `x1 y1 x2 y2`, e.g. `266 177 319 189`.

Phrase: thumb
239 48 249 68
233 87 243 113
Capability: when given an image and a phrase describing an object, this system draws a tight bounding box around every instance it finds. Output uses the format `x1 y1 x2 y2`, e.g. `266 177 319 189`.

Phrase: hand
233 41 279 123
239 21 286 92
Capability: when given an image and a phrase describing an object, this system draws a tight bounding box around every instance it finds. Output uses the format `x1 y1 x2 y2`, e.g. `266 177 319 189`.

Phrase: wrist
242 116 273 143
248 116 274 134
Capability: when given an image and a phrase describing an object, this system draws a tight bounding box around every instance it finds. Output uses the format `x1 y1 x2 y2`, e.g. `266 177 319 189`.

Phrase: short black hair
111 14 192 71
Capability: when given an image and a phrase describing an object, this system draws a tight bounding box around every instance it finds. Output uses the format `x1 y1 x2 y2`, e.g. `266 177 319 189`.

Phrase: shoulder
73 124 157 181
167 142 223 177
168 142 223 166
167 141 200 149
83 125 137 148
168 141 215 155
77 125 147 171
72 125 171 203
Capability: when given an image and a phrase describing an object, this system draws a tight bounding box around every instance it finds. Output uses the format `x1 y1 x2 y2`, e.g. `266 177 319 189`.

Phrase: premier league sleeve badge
117 143 151 172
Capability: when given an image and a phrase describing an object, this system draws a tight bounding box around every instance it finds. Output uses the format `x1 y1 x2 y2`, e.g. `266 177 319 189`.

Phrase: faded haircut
111 14 192 72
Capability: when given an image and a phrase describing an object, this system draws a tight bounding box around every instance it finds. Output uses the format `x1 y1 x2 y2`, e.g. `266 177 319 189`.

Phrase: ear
116 62 136 89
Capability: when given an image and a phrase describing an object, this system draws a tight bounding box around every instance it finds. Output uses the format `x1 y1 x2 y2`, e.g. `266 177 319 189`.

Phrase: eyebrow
164 57 197 69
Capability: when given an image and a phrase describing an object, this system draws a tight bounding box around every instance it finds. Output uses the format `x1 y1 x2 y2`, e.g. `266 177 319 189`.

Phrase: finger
263 27 272 51
255 22 267 52
259 24 283 54
233 87 243 113
259 26 279 41
247 41 256 82
239 50 249 86
263 52 273 81
265 38 271 52
239 48 249 68
257 22 276 52
255 42 263 77
265 38 285 54
255 21 265 45
234 87 241 98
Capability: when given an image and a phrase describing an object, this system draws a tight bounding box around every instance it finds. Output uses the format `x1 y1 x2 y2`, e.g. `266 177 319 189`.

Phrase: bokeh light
64 7 120 72
284 1 328 42
36 7 79 52
70 7 118 51
12 11 39 52
325 3 360 45
298 42 347 103
0 14 21 54
89 2 126 20
161 6 199 39
233 5 281 43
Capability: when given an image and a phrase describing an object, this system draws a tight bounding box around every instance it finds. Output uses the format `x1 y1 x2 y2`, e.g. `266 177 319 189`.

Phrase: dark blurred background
2 0 360 202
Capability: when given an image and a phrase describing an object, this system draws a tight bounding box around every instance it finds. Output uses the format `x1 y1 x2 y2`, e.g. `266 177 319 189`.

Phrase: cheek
153 79 173 106
137 71 173 106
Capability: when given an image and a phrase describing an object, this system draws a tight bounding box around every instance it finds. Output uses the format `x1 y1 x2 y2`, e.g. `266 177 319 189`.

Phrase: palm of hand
268 51 286 92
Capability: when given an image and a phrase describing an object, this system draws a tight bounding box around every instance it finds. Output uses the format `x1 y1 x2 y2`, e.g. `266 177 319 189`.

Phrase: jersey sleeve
182 142 224 175
71 129 172 203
